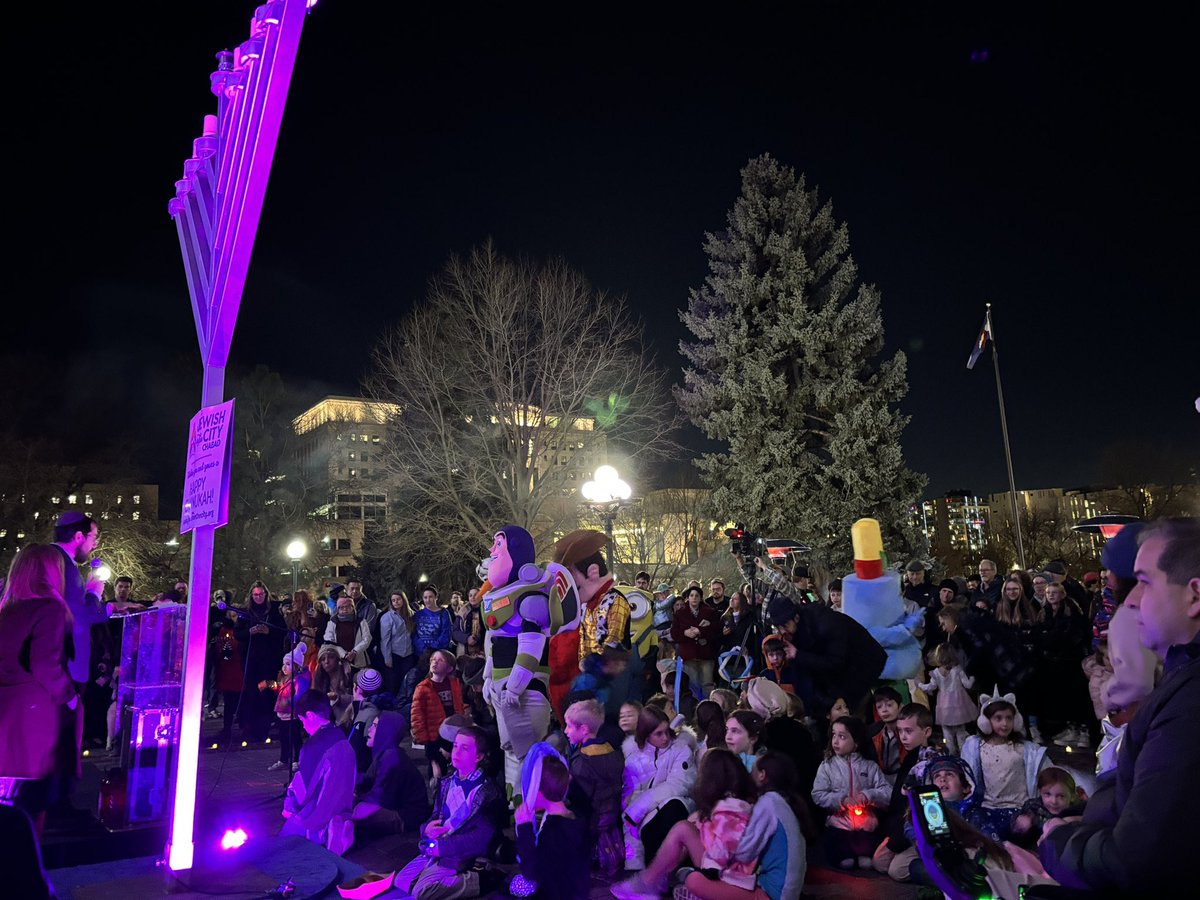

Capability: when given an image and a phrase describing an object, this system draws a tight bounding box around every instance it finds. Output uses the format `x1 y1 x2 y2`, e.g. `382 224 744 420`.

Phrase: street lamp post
287 538 307 596
581 465 632 571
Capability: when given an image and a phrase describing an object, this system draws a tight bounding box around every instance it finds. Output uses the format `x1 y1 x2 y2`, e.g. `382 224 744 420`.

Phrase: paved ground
48 714 1092 898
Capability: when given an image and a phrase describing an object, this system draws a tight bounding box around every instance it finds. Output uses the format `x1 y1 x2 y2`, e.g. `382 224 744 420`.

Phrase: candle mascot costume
841 518 924 682
477 525 581 799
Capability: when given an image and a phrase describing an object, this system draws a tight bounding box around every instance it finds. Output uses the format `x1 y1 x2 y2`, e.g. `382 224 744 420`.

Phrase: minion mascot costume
620 583 658 702
476 525 581 800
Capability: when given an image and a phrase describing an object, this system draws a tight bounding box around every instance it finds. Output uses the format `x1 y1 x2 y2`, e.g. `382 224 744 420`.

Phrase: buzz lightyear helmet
481 562 582 636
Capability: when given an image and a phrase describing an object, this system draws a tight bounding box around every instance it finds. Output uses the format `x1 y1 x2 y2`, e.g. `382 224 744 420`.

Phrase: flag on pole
966 311 993 370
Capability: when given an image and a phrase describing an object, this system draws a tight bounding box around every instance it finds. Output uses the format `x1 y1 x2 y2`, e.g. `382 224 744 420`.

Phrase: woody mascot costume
477 525 581 800
547 529 632 720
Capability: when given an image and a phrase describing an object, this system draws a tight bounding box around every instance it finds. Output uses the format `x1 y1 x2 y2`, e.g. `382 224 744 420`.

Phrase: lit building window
0 529 6 538
116 495 123 504
349 468 358 478
372 436 381 444
349 451 356 460
51 496 60 504
85 494 94 505
68 494 77 504
132 511 140 521
133 495 141 504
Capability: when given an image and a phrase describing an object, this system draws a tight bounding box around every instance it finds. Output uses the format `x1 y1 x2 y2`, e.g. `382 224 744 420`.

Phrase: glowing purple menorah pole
165 0 312 872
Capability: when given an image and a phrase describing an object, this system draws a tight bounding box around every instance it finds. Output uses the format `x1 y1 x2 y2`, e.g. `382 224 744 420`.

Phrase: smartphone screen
918 789 951 838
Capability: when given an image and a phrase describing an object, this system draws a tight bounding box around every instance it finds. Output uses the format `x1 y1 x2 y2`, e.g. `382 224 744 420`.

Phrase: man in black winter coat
1037 518 1200 894
759 559 886 713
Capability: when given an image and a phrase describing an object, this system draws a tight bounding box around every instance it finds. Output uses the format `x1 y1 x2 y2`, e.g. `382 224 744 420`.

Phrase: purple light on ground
220 827 248 850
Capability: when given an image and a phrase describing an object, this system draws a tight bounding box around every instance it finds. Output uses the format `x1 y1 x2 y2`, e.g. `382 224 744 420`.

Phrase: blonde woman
0 544 78 835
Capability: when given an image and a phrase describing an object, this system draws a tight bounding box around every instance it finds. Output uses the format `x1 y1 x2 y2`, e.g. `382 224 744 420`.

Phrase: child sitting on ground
622 705 698 870
683 751 809 900
960 691 1048 841
613 748 758 900
868 686 907 784
1008 766 1086 848
513 751 590 900
872 703 934 876
282 689 356 853
351 711 430 839
394 725 504 899
812 716 891 870
886 752 976 883
564 699 625 876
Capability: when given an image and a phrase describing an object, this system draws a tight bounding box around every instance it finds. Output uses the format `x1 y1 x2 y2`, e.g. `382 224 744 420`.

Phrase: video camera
726 525 766 582
725 525 765 560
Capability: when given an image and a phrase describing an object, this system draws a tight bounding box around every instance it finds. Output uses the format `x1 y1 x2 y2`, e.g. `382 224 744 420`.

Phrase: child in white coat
621 704 697 870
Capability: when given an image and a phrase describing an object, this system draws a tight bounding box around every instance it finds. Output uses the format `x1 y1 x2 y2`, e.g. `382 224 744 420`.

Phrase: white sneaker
612 872 665 900
267 760 287 771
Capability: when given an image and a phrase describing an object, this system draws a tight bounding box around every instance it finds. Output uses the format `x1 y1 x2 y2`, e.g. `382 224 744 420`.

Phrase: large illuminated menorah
165 0 313 872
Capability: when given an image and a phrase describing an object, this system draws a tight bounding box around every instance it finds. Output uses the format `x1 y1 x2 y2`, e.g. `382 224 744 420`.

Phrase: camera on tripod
725 526 766 560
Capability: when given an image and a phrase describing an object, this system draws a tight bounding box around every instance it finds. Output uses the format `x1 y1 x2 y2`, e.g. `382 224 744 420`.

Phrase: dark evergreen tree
676 154 926 577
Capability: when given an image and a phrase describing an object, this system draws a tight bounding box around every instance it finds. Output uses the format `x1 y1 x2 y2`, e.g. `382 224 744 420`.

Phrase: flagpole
987 303 1027 571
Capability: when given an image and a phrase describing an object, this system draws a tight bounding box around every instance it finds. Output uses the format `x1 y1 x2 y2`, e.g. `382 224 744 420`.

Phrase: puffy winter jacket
1041 633 1200 893
622 733 697 825
811 752 891 813
410 676 464 744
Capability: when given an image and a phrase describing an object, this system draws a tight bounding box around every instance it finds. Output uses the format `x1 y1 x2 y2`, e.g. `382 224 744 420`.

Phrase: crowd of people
1 511 1198 900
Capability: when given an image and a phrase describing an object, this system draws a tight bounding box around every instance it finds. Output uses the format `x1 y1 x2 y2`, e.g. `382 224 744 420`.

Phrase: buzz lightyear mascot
477 525 581 799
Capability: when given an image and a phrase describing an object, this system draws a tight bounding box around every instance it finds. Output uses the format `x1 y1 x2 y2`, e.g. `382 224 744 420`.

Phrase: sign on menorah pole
165 0 314 872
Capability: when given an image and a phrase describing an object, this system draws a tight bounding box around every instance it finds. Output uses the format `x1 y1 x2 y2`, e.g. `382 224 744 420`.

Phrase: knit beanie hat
976 686 1024 735
356 668 383 694
318 643 346 661
746 677 788 720
938 579 959 594
920 751 977 797
1100 521 1146 580
283 642 307 668
767 594 798 626
438 713 471 744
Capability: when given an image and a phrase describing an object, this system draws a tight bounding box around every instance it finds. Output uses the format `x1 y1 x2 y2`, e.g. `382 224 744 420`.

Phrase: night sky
9 4 1197 515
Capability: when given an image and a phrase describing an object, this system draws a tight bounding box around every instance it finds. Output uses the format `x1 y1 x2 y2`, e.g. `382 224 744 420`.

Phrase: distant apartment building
293 397 399 579
0 480 160 558
292 396 608 577
911 491 990 559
